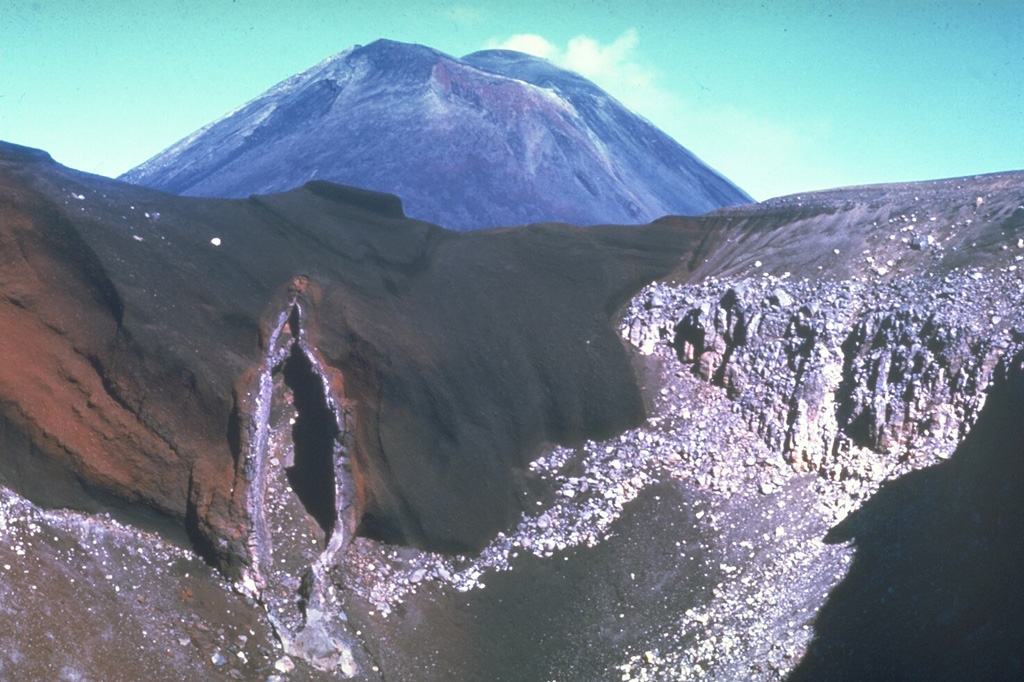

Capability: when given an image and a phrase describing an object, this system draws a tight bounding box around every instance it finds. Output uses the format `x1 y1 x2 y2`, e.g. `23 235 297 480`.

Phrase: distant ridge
120 39 751 230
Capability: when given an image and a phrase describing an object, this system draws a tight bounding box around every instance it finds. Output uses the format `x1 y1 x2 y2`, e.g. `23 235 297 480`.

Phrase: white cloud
488 33 558 60
484 30 821 201
486 29 660 115
562 29 640 83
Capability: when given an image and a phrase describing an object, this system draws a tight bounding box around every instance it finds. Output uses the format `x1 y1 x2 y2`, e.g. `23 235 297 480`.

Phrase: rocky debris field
0 485 277 681
316 257 1022 681
3 148 1023 681
611 268 1023 680
309 174 1024 681
0 477 364 682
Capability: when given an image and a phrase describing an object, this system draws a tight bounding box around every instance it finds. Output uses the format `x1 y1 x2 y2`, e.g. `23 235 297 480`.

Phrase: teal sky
2 0 1021 201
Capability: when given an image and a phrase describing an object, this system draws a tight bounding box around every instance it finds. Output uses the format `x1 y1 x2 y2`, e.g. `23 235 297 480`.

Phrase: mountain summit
120 39 751 230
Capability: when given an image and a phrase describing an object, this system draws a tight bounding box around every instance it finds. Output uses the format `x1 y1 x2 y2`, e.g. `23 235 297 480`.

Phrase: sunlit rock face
118 39 751 230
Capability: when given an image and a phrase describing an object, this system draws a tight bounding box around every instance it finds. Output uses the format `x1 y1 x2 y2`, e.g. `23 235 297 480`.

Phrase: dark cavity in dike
280 340 338 539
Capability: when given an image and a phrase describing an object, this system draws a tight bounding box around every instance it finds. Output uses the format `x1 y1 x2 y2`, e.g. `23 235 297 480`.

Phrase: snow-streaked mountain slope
120 39 751 230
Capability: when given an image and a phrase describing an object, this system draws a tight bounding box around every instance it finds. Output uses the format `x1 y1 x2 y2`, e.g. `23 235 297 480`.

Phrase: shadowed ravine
788 350 1024 681
281 340 339 539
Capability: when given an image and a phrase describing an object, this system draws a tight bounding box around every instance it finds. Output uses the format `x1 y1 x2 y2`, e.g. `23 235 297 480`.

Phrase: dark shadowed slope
118 39 751 230
1 141 712 574
788 350 1024 682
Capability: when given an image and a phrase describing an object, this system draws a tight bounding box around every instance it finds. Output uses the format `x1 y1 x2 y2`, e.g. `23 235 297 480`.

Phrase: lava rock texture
118 39 750 230
2 139 1023 681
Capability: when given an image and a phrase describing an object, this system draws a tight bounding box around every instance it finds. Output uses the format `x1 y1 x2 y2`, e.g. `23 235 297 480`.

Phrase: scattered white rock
274 656 295 673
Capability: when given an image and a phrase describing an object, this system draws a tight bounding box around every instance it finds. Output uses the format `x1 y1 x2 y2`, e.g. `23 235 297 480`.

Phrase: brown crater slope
0 142 712 573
